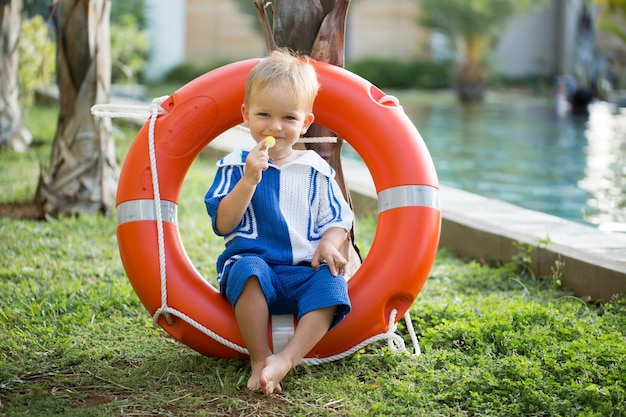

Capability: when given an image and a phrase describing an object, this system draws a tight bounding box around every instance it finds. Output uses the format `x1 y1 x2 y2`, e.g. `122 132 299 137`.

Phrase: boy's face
241 86 315 152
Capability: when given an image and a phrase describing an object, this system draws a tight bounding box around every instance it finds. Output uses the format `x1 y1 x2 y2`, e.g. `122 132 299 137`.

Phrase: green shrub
111 0 147 29
18 15 55 106
162 62 206 84
490 73 554 94
411 59 455 89
161 59 237 84
19 12 149 96
110 14 150 84
346 57 453 89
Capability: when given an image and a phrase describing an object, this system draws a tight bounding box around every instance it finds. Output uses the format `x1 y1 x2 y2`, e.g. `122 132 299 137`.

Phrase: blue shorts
220 256 351 329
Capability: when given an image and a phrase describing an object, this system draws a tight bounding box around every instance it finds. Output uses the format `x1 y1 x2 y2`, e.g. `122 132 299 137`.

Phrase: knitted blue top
205 149 354 284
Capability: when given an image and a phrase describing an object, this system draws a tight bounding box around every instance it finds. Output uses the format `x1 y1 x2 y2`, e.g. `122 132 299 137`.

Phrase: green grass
1 104 625 416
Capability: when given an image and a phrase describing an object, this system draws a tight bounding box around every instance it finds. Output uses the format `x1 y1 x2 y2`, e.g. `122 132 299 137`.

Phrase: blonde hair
244 49 320 111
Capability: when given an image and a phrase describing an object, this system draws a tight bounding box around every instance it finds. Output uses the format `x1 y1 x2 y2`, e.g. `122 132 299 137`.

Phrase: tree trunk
455 36 488 102
36 0 117 217
0 0 32 152
455 60 487 102
254 0 362 272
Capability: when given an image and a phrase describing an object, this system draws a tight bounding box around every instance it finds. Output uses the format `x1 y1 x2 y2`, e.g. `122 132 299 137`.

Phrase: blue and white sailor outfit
204 149 354 328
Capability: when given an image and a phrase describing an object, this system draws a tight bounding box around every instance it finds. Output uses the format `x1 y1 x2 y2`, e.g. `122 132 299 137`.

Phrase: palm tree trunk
0 0 32 152
455 35 488 102
36 0 117 217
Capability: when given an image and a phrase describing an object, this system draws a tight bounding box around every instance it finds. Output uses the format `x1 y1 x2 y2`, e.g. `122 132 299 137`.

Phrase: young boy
204 49 353 395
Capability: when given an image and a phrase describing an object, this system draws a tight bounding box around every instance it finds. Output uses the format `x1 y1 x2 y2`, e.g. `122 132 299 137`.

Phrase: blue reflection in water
344 98 626 232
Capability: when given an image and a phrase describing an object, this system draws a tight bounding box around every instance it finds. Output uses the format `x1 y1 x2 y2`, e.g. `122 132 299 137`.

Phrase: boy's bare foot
260 354 292 395
246 360 265 391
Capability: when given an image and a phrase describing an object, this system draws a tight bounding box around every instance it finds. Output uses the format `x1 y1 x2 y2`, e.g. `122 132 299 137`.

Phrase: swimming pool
345 92 626 232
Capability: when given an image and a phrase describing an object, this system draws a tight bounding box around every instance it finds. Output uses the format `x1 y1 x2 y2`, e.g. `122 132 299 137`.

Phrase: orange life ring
116 58 441 361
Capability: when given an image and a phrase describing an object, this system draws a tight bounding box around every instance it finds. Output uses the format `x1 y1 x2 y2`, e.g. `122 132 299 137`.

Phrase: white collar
218 149 336 178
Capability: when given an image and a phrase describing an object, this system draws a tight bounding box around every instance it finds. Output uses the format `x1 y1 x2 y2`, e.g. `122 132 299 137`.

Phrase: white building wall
144 0 186 81
495 0 586 77
185 0 264 66
347 0 427 59
560 0 587 74
494 3 558 77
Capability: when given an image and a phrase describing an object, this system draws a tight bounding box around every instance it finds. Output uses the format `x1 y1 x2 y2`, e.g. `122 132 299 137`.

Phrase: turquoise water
346 96 626 232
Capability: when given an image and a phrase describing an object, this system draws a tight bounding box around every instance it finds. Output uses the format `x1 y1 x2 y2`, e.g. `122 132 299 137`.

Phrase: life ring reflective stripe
115 185 439 224
116 58 441 360
378 185 439 212
117 200 177 224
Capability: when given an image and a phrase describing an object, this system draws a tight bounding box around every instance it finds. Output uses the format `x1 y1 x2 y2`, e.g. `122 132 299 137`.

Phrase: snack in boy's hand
264 136 276 148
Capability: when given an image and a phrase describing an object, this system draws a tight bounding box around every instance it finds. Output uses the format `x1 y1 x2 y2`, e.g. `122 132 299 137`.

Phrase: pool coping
207 128 626 301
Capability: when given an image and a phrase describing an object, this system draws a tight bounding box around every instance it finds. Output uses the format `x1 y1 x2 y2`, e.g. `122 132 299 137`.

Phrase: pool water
345 95 626 232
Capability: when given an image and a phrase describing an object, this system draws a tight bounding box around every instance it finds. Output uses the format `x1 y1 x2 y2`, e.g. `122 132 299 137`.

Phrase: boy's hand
243 140 270 185
312 241 347 277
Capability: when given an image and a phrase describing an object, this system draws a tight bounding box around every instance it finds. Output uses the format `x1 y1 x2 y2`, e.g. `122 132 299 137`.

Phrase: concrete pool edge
437 186 626 301
207 129 626 301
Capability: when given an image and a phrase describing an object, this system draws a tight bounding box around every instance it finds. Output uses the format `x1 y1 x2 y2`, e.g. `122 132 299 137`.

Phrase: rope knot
383 309 421 356
385 309 406 353
149 96 169 117
153 306 174 326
